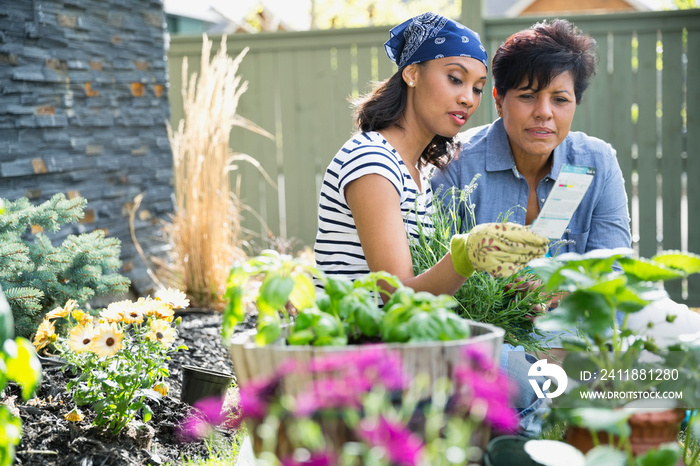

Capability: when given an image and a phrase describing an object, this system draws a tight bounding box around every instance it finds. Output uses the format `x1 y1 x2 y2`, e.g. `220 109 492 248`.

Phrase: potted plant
527 247 700 462
220 249 507 458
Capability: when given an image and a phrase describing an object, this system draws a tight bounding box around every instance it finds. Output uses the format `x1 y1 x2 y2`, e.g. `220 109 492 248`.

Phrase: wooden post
460 0 490 127
460 0 484 41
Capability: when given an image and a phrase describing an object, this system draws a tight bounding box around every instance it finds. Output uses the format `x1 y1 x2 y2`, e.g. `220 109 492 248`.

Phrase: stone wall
0 0 174 294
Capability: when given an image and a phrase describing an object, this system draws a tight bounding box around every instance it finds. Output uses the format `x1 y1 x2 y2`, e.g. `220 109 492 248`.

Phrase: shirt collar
485 118 564 181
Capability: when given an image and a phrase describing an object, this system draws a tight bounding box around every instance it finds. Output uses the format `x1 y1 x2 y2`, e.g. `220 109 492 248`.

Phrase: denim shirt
430 118 632 254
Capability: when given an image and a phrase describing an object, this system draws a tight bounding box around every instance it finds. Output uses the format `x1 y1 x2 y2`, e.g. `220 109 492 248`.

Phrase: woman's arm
345 174 467 299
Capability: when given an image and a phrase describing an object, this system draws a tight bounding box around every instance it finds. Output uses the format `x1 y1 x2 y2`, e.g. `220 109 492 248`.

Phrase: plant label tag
530 164 595 240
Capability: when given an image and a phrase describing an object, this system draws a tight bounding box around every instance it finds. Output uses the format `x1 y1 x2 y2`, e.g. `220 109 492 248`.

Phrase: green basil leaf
258 275 295 315
289 273 316 311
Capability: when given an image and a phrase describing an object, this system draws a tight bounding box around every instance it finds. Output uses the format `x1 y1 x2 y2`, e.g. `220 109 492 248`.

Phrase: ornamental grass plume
162 34 275 309
32 294 188 434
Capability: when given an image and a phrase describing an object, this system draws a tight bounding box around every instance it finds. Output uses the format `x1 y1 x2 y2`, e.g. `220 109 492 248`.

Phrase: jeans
500 344 551 438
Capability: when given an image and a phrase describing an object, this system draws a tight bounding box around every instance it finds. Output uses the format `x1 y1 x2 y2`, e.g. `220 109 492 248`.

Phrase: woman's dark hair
352 65 457 170
492 19 597 104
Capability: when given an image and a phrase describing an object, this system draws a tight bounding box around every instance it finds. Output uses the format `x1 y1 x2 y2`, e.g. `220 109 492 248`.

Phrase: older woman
431 19 631 254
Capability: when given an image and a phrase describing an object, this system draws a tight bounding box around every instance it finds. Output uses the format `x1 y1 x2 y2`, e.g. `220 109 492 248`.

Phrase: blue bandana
384 12 488 69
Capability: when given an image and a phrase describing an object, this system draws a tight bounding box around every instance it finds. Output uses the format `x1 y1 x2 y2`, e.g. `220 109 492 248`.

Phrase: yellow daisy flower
45 299 78 320
64 407 84 422
33 319 57 351
121 305 145 325
146 319 177 346
138 297 174 322
68 323 96 353
154 288 190 310
91 323 124 357
100 300 132 323
153 381 168 397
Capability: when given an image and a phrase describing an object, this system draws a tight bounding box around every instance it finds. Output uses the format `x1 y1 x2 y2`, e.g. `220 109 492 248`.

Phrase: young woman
313 12 549 299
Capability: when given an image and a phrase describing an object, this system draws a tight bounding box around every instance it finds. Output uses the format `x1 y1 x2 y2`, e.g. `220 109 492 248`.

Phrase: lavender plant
410 177 555 352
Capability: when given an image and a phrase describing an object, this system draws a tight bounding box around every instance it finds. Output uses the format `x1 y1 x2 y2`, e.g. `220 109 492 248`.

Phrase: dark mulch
9 309 254 466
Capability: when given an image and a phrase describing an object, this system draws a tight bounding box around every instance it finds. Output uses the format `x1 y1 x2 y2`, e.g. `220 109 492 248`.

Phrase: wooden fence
167 6 700 305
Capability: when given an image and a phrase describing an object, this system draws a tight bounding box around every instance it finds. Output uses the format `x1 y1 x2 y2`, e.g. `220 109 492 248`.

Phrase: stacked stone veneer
0 0 174 294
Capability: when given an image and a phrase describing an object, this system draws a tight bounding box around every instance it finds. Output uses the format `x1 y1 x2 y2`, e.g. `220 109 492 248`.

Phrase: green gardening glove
450 222 549 278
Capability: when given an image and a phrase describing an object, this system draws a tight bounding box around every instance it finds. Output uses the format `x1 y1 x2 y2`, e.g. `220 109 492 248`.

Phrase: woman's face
495 71 577 161
408 57 487 139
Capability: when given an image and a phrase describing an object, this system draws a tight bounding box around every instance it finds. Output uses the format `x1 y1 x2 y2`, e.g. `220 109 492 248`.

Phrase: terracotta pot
566 408 686 459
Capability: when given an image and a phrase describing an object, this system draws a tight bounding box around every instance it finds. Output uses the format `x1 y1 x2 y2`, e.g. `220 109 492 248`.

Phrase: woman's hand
504 278 563 322
450 222 549 278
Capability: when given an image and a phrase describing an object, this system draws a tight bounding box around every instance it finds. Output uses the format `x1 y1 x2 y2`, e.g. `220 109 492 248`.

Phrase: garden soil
10 309 250 466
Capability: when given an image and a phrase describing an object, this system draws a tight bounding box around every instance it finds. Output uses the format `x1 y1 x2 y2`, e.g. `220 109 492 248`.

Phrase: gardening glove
450 222 549 278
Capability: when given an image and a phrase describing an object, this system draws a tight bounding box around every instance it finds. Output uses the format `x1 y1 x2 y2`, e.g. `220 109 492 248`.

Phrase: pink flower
462 344 496 371
452 366 519 433
230 359 298 428
357 416 424 466
292 348 406 416
177 396 228 442
309 346 406 391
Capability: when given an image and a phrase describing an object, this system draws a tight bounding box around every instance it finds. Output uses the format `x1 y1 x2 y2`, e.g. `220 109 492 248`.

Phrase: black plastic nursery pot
484 435 544 466
180 365 234 406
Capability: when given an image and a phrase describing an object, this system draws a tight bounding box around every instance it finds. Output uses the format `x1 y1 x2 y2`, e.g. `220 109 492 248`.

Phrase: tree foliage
0 194 131 338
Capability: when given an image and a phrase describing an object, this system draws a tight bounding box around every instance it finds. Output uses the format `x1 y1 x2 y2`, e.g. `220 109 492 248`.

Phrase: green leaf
651 250 700 275
537 291 611 338
293 307 321 331
289 273 316 311
255 313 281 346
287 328 315 345
584 446 627 466
5 338 42 399
130 401 145 410
222 286 244 341
585 275 627 297
634 443 681 466
382 287 414 310
258 275 295 315
324 276 353 299
528 256 565 284
312 313 342 338
407 311 441 342
567 408 631 435
343 294 382 337
142 404 153 423
619 257 686 282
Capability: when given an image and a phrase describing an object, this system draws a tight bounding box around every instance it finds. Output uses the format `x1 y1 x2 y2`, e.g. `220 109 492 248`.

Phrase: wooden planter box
229 320 506 458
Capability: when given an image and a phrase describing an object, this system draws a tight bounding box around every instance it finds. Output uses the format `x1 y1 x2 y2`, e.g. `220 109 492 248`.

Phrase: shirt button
540 198 545 203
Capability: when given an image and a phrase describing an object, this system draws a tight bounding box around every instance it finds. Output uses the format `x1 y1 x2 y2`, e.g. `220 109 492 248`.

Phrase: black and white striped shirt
314 132 434 287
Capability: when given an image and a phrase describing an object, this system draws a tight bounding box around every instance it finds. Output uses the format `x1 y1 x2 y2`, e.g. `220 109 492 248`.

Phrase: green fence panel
687 27 700 305
635 30 661 260
661 30 685 299
609 32 635 214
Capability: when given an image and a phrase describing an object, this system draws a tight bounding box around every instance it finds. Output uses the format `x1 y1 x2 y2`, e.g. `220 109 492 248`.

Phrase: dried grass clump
163 34 273 309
